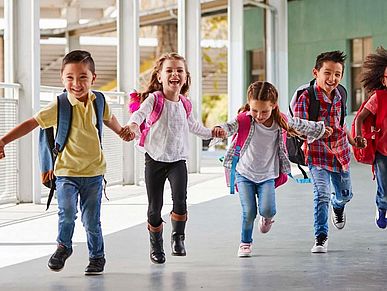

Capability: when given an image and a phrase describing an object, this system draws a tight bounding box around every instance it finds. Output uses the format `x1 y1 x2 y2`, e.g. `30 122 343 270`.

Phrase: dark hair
360 46 387 94
240 81 299 136
140 52 191 101
314 50 346 74
61 50 96 74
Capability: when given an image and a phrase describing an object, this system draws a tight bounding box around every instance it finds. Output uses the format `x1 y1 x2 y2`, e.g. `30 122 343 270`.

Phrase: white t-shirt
129 93 212 162
236 121 280 184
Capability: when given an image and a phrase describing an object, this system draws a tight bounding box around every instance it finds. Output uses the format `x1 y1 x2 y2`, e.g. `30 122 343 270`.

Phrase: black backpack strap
307 86 320 122
337 84 347 126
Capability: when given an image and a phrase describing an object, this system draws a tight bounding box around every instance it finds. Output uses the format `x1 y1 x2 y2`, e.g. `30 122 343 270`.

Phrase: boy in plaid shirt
293 51 357 253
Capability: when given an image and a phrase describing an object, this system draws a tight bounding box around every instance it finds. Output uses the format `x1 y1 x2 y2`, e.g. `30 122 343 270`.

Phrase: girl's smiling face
157 59 187 96
249 99 276 124
61 62 96 102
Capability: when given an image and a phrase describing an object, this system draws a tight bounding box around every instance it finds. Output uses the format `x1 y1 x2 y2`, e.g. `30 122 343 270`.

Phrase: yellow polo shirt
34 91 112 177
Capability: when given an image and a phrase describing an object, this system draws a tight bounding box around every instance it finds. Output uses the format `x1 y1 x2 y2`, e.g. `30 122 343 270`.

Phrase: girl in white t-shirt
220 81 332 257
122 52 225 264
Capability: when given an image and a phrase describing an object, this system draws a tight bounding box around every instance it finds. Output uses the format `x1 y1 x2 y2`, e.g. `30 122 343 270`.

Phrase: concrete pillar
178 0 202 173
63 5 81 53
266 0 288 111
227 0 244 121
4 0 41 203
117 0 139 184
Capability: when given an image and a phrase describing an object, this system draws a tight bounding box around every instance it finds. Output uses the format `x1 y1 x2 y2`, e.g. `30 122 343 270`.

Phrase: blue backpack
39 90 105 210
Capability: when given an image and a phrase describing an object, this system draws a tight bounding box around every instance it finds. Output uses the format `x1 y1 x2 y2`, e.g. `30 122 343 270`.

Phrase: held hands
0 138 5 159
211 126 227 139
322 126 333 138
354 136 367 149
119 124 139 142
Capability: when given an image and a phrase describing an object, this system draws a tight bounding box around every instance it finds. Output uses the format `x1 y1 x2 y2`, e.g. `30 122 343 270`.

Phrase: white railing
0 83 21 204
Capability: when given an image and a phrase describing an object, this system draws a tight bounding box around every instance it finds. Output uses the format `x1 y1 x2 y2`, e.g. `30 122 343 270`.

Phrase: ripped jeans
309 165 353 237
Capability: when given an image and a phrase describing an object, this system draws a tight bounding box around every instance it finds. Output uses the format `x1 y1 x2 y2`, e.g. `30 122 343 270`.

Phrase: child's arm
353 108 370 148
0 117 39 159
287 116 327 141
104 114 123 135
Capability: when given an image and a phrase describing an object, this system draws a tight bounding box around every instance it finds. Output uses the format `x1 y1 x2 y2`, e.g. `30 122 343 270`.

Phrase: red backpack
351 90 385 165
128 90 192 146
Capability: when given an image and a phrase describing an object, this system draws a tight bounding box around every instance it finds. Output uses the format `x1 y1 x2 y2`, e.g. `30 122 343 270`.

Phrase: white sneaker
237 243 252 257
311 234 328 253
331 206 346 230
259 216 274 233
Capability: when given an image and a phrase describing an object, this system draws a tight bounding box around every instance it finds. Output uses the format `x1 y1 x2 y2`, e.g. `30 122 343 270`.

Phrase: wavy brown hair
360 46 387 94
240 81 300 137
139 52 191 102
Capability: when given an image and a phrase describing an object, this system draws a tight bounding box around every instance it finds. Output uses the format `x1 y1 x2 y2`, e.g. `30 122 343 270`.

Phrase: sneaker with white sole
311 234 328 253
375 208 387 229
259 216 274 233
331 206 346 229
237 243 252 257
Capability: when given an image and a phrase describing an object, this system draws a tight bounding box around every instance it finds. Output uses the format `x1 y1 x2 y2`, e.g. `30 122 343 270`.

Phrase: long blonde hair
241 81 300 136
139 52 191 102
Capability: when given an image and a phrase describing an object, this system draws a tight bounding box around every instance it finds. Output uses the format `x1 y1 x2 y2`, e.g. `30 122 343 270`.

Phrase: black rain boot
148 223 166 264
171 212 187 256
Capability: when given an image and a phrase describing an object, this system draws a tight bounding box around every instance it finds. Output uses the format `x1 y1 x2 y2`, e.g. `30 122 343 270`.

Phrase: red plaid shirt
293 85 351 172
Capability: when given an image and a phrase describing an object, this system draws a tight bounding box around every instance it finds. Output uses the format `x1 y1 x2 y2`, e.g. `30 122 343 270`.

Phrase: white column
117 0 139 184
266 0 288 112
64 6 81 53
178 0 202 173
5 0 41 203
228 0 244 121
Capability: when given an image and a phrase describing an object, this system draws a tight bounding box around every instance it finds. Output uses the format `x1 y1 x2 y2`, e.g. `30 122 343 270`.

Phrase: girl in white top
122 52 225 264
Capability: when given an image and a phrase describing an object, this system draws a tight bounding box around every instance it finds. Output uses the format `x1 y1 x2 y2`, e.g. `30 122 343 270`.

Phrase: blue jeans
236 172 276 243
308 165 353 237
375 152 387 210
56 176 104 258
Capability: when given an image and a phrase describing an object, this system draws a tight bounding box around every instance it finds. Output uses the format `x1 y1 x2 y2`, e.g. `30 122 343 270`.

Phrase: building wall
244 0 387 111
288 0 387 109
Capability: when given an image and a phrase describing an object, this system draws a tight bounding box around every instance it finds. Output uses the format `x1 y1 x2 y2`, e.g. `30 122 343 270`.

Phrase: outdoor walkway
0 154 386 291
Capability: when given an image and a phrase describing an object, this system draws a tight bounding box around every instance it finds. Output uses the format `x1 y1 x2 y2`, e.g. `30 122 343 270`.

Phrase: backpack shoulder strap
307 86 320 121
92 90 105 143
235 112 251 148
55 92 72 153
138 91 165 147
337 84 347 126
179 94 192 118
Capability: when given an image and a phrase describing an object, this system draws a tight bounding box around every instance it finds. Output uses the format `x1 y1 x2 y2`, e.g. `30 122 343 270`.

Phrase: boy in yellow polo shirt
0 50 128 275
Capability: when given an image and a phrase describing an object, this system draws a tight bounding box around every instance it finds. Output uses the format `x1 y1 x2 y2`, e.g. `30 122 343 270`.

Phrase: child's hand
0 138 5 159
322 126 333 138
212 127 227 139
120 124 137 142
354 136 367 148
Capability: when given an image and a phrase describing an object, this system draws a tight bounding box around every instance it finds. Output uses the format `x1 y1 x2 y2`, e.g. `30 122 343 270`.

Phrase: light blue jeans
308 165 353 237
56 176 104 259
375 152 387 210
236 172 276 243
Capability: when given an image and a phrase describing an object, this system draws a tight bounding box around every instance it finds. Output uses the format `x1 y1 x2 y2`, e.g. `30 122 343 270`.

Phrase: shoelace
89 259 105 268
334 208 344 223
316 237 327 246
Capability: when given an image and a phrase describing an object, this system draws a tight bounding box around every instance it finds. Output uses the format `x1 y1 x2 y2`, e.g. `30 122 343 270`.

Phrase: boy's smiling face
313 61 343 97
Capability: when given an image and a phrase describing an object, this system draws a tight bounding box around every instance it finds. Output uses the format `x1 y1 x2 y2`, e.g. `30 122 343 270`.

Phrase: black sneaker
48 244 73 272
331 206 346 229
311 234 328 253
84 257 106 275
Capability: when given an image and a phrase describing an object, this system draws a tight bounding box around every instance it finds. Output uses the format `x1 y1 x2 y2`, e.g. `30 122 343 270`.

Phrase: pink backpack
226 111 288 194
129 90 192 146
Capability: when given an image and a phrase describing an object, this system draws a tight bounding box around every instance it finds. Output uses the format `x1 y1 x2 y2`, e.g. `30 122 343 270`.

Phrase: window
249 49 265 83
350 37 372 111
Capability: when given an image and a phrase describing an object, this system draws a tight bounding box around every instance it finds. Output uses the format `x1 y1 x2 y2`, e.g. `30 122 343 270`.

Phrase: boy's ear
312 68 318 78
91 73 97 85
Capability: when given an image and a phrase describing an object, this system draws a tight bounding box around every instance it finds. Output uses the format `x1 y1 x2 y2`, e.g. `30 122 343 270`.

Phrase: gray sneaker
331 206 346 229
311 234 328 253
